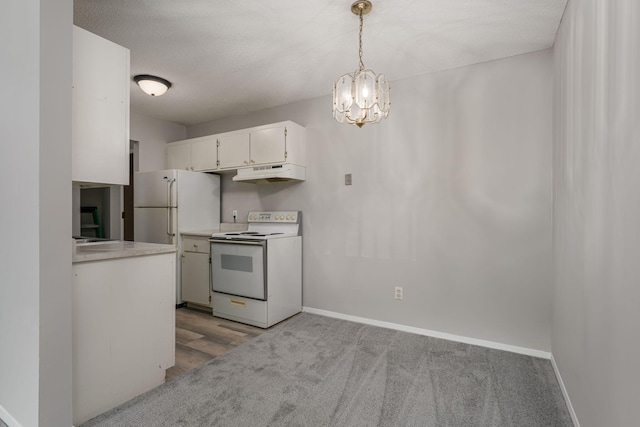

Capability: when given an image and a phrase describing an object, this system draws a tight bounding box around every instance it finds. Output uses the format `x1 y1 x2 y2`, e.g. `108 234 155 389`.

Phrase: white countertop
181 223 248 237
73 241 177 263
180 229 219 237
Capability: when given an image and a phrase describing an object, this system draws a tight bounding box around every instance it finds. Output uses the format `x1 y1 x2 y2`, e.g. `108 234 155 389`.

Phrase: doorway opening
123 140 139 241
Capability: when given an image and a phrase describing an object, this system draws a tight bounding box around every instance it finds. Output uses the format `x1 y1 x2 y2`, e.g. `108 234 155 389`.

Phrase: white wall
552 1 640 426
189 50 554 352
0 1 73 426
130 110 186 172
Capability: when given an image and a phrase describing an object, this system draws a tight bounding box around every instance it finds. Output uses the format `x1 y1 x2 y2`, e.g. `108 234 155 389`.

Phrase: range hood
232 163 306 184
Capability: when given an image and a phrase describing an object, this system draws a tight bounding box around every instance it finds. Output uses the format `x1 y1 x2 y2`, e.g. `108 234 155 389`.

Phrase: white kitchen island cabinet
72 25 130 186
72 243 175 425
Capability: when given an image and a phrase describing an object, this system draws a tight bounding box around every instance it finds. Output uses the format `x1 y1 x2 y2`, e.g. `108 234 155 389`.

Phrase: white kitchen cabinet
166 143 191 170
217 132 250 169
72 252 175 425
190 137 219 171
216 121 306 170
249 121 305 167
167 121 306 173
166 135 218 171
72 25 130 186
181 235 212 307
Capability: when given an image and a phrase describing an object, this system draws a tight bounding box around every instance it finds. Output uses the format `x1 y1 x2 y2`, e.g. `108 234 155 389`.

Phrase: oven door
210 240 267 300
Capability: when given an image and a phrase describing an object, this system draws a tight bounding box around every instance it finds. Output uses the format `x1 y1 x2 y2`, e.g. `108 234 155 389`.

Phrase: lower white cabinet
181 235 212 307
72 252 175 425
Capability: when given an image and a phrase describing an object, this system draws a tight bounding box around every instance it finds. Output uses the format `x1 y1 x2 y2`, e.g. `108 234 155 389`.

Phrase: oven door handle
209 239 266 246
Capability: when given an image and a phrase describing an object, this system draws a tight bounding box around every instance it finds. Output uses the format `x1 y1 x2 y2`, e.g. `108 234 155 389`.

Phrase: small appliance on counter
210 211 302 328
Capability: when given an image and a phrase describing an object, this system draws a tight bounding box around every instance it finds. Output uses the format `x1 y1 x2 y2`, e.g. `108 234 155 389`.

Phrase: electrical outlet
345 174 352 186
232 210 238 221
395 286 403 300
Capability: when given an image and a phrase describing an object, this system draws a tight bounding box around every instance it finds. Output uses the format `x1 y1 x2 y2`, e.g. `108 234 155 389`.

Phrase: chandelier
333 0 390 128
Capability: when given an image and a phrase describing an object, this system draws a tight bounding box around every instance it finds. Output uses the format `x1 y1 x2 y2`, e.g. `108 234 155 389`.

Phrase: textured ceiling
74 0 568 127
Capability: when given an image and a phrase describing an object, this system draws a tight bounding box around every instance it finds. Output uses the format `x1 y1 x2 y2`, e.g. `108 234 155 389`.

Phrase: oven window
221 254 253 273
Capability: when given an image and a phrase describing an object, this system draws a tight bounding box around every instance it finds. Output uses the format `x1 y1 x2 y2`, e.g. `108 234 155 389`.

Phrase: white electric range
209 211 302 328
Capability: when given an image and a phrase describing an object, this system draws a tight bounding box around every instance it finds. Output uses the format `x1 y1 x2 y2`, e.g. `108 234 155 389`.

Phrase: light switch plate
345 174 352 185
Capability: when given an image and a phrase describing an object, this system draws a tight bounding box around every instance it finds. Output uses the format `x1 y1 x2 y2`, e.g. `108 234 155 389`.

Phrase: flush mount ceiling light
333 0 390 128
133 74 172 96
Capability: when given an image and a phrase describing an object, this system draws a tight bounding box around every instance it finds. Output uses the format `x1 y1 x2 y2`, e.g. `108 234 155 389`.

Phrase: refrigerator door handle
165 178 176 236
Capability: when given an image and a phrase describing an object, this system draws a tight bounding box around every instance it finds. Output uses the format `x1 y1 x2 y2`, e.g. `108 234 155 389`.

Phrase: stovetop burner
210 211 301 241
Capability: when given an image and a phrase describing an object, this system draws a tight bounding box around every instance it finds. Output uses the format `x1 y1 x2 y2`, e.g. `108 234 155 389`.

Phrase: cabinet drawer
182 237 210 254
212 292 267 328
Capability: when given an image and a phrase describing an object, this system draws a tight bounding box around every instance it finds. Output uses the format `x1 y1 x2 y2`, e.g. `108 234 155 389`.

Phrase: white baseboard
302 307 551 359
0 404 21 427
550 354 580 427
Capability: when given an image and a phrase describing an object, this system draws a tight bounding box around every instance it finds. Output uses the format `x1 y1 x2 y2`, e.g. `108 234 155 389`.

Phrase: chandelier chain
358 8 365 71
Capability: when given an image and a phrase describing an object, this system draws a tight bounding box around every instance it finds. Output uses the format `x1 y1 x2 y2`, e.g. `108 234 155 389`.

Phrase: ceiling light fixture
333 0 390 128
133 74 172 97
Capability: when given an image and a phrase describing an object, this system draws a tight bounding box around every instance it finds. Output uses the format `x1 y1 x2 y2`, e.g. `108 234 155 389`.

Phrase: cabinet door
190 137 218 171
182 251 211 307
72 26 130 185
217 133 250 169
250 125 287 165
166 144 191 170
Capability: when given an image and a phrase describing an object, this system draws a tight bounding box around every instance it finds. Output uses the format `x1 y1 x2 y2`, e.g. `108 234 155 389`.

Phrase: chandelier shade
332 1 390 128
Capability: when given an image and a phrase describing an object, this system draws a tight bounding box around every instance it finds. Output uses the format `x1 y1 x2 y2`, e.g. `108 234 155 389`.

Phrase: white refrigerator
134 169 220 304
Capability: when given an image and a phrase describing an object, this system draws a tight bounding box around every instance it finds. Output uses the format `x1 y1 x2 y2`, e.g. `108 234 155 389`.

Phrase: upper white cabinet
166 135 218 171
166 143 191 170
249 122 305 167
191 137 219 171
72 26 130 186
166 121 305 173
217 132 250 169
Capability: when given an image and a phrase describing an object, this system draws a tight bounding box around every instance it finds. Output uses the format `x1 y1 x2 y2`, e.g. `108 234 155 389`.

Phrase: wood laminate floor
165 307 265 381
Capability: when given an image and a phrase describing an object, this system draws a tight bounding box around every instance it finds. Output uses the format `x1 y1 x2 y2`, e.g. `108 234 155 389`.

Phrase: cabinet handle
244 160 248 165
250 160 255 164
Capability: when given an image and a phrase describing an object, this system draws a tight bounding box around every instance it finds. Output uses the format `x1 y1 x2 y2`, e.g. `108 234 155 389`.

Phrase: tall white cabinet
72 25 130 186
